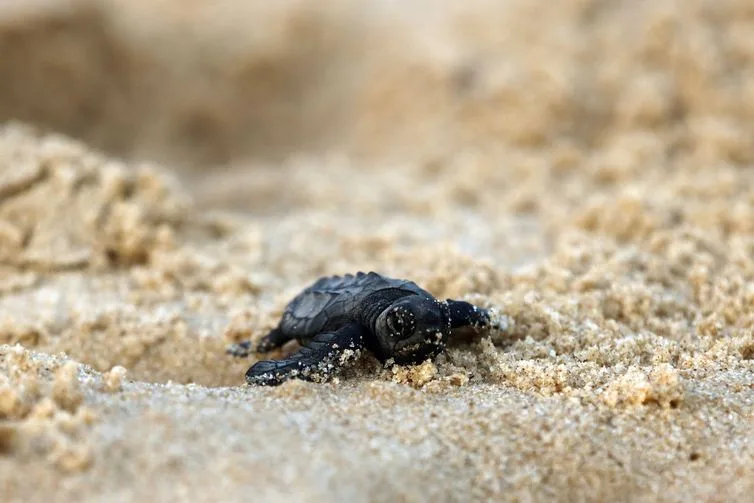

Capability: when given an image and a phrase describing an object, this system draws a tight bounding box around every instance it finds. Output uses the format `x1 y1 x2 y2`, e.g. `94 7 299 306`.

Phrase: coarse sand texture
1 0 754 502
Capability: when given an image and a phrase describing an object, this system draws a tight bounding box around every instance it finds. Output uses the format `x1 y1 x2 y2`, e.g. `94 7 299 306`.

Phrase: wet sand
1 1 754 502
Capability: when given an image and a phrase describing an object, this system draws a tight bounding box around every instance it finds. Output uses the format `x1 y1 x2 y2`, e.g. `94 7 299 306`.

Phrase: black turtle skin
228 272 490 386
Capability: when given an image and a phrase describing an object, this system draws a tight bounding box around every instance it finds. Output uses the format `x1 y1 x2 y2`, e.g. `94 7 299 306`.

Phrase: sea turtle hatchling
228 271 491 386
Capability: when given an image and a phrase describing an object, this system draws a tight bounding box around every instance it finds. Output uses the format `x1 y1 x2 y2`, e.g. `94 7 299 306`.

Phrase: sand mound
0 123 190 273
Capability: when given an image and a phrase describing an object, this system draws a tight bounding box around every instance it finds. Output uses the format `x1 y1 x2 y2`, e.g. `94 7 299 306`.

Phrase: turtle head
374 296 451 364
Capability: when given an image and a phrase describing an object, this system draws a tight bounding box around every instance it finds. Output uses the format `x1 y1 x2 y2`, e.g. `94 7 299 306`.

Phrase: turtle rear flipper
245 324 366 386
226 340 253 358
227 327 295 358
255 327 295 353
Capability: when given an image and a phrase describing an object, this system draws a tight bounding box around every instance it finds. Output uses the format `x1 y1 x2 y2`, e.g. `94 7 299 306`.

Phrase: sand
1 0 754 501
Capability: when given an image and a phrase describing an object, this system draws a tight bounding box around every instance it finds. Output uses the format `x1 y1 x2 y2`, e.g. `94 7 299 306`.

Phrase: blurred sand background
1 0 754 501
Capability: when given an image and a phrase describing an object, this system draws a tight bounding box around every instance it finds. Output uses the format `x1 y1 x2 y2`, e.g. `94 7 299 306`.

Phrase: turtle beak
392 328 446 358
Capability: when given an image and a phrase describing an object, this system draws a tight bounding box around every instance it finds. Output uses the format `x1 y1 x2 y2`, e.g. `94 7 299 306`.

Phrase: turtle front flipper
245 324 366 386
446 299 490 330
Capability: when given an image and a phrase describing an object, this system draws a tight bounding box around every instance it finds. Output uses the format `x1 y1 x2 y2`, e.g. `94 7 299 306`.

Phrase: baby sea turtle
228 271 490 386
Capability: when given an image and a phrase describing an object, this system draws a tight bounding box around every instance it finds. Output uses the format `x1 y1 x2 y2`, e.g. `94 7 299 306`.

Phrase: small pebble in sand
52 361 83 412
103 366 128 392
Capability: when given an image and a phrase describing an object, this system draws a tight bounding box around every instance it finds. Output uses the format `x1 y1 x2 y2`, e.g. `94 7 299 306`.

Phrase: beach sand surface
1 1 754 501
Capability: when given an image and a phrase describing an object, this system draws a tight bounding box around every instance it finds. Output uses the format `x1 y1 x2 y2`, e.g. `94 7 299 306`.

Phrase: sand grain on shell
1 0 754 502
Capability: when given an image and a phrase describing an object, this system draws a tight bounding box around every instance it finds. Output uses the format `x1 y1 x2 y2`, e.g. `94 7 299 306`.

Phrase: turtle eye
387 309 413 337
387 313 402 334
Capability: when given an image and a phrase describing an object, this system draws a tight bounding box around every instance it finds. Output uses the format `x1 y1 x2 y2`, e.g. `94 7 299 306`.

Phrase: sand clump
600 364 684 408
0 345 97 473
101 365 127 393
390 360 439 388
